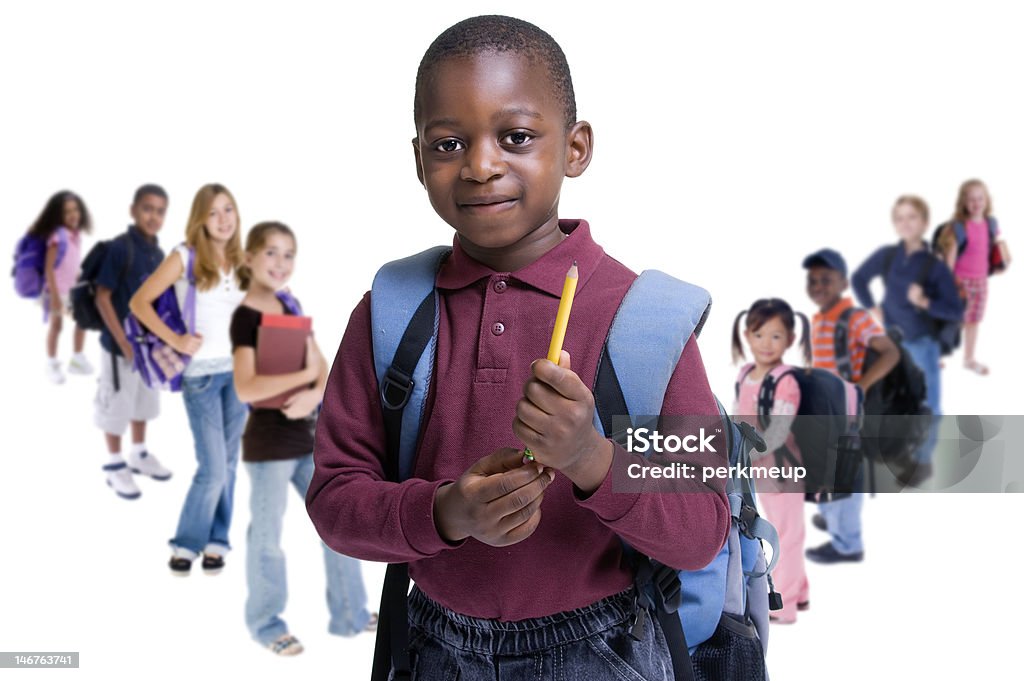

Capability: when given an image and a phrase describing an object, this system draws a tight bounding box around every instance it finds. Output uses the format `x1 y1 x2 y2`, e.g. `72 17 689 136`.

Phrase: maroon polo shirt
307 220 730 621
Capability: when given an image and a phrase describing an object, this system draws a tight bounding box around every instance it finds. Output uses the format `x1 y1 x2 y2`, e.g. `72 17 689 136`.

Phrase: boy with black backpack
803 248 900 564
307 16 737 681
93 185 173 500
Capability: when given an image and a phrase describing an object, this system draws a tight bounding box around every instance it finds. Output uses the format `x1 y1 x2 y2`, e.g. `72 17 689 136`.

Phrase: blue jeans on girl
170 372 247 559
405 587 671 680
901 335 941 465
244 455 372 645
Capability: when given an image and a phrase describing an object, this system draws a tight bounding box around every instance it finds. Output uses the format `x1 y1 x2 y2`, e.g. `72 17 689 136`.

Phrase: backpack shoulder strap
953 221 968 254
370 245 451 483
834 307 855 382
735 362 756 401
593 270 711 438
988 216 999 241
275 290 303 316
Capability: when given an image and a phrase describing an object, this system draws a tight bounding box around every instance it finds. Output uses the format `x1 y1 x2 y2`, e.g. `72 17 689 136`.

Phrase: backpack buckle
380 366 414 410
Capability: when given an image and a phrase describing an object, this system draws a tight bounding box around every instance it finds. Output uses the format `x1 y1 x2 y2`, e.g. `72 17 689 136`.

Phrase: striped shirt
811 298 884 381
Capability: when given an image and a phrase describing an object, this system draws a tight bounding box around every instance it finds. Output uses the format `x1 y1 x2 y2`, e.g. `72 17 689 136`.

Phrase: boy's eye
435 139 464 153
503 131 533 146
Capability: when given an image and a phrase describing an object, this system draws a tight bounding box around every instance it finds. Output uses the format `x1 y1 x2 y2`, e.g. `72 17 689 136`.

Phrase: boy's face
806 266 846 311
131 194 168 238
413 51 592 260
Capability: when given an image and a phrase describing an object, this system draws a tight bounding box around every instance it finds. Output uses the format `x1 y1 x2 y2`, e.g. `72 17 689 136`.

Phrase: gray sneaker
104 462 141 500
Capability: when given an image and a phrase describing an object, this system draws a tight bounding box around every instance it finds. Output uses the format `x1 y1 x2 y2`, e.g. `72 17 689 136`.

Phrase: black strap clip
380 366 414 411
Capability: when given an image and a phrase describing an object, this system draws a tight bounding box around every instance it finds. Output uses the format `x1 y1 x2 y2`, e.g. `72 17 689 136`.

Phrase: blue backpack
368 246 781 681
12 229 68 299
123 245 197 392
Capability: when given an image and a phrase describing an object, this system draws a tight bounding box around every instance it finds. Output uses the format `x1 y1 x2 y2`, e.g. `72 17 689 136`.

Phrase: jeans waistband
408 586 636 655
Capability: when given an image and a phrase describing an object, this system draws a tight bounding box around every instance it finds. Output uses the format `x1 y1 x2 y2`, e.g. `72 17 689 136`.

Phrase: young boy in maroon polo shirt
307 15 730 678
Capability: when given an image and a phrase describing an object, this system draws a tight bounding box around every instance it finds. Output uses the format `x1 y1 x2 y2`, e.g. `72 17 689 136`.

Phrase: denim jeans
404 587 671 681
244 455 371 645
170 372 247 559
901 335 942 465
818 463 865 556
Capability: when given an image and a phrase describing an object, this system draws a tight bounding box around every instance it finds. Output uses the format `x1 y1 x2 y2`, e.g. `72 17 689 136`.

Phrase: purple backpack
123 246 197 392
13 229 68 298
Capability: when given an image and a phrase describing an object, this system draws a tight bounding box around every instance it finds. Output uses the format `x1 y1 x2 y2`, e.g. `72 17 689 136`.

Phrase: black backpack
834 306 930 469
71 234 133 331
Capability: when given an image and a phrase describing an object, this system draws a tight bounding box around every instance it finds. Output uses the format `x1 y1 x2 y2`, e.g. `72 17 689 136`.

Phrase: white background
1 1 1021 679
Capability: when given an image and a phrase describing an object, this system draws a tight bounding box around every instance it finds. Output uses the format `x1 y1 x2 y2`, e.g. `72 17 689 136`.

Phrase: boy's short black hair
133 184 168 205
414 15 576 129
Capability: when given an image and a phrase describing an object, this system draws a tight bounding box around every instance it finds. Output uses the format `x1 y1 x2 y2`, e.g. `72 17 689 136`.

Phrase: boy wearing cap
803 248 899 563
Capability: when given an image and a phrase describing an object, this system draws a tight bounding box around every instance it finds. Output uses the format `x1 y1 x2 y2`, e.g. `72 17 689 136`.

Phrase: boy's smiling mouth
459 194 518 213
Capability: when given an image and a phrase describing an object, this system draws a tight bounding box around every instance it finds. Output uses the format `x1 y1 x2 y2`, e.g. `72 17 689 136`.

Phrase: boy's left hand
282 388 320 420
513 351 613 494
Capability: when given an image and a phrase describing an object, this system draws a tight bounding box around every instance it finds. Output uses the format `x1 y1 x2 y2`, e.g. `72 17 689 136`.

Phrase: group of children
732 184 1008 626
21 184 375 657
18 13 1010 680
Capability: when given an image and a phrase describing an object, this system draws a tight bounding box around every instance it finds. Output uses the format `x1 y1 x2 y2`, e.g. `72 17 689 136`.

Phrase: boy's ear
564 120 594 179
412 137 425 187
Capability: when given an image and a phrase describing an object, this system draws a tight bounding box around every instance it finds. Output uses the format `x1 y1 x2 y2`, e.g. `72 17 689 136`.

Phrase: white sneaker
68 353 94 375
128 450 172 481
104 462 141 500
46 360 65 384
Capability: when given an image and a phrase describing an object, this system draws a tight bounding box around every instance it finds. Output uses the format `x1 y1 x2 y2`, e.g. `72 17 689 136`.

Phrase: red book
253 315 313 409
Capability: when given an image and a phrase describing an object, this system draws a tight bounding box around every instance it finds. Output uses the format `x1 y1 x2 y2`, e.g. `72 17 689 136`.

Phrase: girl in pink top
26 191 94 384
938 179 1010 375
731 298 811 624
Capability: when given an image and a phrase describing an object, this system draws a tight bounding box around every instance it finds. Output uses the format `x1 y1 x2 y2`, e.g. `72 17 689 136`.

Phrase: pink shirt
733 364 801 461
307 220 730 621
48 227 81 295
954 219 996 279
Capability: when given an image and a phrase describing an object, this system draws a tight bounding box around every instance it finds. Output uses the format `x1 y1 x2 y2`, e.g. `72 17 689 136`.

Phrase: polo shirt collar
128 224 159 248
436 219 604 297
815 297 854 323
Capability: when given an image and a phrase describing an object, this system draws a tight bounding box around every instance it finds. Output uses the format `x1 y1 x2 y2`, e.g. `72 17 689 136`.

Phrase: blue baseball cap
802 248 847 278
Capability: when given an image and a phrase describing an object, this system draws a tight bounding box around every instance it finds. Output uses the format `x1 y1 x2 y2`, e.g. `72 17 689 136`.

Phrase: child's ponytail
795 311 812 366
731 310 748 364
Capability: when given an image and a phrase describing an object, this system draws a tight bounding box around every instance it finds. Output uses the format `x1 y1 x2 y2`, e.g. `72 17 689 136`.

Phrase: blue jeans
244 455 371 645
818 466 865 555
170 372 246 559
404 587 671 681
901 335 942 465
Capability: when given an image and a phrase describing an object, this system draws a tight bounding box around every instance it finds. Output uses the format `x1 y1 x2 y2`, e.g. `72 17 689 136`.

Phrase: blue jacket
852 244 963 342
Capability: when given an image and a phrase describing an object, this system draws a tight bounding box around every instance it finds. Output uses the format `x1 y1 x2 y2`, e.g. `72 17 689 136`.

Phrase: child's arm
128 251 201 355
95 287 134 360
515 339 731 572
232 337 321 404
859 334 899 393
280 336 328 419
851 247 886 310
44 242 61 313
910 259 965 322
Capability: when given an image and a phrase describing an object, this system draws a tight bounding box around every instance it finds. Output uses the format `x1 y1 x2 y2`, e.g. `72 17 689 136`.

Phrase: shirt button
494 280 508 293
491 322 505 336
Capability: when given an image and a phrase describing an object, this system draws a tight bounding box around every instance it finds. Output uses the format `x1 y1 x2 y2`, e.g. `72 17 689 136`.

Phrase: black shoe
202 554 225 575
811 514 827 532
805 542 863 564
169 556 192 576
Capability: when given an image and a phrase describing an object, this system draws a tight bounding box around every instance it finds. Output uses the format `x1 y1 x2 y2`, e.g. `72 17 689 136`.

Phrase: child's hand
281 388 319 420
433 448 555 546
117 339 135 364
907 284 929 309
174 333 203 356
513 351 613 493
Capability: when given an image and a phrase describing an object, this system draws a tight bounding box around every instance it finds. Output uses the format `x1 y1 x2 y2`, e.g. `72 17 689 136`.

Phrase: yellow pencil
547 260 579 363
525 260 579 463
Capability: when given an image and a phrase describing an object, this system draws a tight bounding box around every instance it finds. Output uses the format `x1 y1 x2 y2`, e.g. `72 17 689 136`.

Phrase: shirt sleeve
853 309 885 349
925 258 966 322
94 237 126 292
573 337 731 571
306 293 461 563
229 307 259 351
756 373 800 456
851 247 888 309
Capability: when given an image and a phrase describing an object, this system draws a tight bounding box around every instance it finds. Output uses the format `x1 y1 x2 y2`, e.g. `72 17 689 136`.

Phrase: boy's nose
460 142 505 183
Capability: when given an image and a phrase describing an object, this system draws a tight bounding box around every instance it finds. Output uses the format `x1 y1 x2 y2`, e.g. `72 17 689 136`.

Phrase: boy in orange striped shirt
803 249 899 563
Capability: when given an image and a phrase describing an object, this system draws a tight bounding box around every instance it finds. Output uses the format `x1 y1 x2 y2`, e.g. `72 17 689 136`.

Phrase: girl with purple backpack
230 222 375 656
23 191 95 383
732 298 812 624
129 183 246 576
